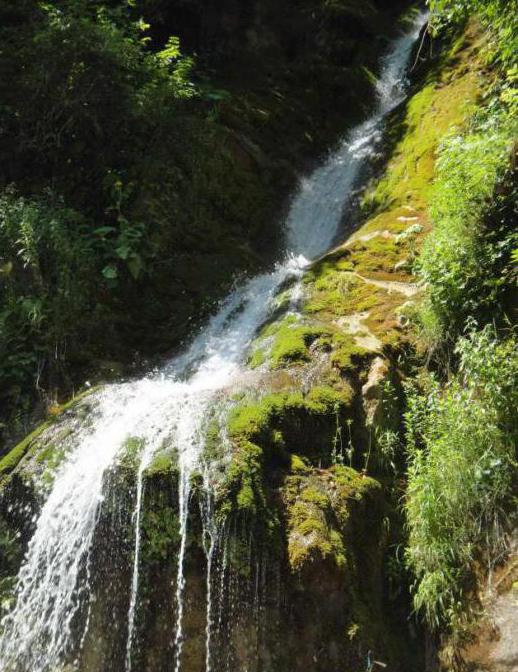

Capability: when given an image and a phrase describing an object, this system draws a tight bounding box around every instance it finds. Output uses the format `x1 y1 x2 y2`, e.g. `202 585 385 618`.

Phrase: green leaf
127 255 143 279
158 36 181 63
115 244 131 260
102 264 118 280
94 226 116 237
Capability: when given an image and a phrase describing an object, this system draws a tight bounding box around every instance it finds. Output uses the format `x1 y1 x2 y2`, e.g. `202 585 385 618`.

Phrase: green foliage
0 1 198 436
416 112 516 353
141 505 180 564
0 190 96 408
428 0 517 72
404 327 518 632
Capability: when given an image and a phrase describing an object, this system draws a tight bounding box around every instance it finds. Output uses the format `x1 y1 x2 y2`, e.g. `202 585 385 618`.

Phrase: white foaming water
0 11 427 672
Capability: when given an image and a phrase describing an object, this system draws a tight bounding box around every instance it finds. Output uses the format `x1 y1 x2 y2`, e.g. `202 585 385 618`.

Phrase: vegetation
0 1 197 442
284 464 380 572
403 0 518 646
405 328 518 632
416 114 516 355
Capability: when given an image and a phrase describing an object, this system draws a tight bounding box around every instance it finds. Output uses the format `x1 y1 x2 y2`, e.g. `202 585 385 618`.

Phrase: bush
404 327 518 632
416 112 516 356
428 0 518 72
0 190 96 406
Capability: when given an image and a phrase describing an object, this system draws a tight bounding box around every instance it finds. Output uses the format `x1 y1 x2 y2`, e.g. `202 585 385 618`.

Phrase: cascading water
0 11 427 672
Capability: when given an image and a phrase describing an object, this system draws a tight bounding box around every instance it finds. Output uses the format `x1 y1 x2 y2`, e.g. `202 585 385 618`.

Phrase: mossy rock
284 465 381 573
0 387 101 486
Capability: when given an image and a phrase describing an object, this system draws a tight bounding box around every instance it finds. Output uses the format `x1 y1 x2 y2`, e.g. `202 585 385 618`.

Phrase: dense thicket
0 0 200 439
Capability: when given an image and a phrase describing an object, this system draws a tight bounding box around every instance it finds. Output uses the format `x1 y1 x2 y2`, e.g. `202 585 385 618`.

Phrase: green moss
333 464 380 502
304 263 356 315
219 384 355 528
0 575 16 613
0 387 100 483
144 451 176 478
329 333 371 372
344 235 414 280
291 454 310 474
254 314 327 368
294 23 489 377
285 478 342 572
248 347 266 369
203 418 225 462
0 421 51 480
217 438 264 518
301 486 329 508
227 385 353 445
35 444 66 471
367 63 482 212
270 324 317 366
117 436 145 471
285 465 380 573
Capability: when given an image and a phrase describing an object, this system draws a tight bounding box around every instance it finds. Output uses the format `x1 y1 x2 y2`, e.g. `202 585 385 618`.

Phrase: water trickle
0 11 427 672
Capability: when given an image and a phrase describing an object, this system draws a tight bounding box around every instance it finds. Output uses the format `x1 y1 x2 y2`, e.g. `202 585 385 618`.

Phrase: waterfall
0 10 427 672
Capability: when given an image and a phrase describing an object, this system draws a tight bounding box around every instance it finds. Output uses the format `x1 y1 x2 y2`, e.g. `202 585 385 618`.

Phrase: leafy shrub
404 327 518 631
428 0 518 72
0 1 198 440
0 189 95 405
416 113 516 355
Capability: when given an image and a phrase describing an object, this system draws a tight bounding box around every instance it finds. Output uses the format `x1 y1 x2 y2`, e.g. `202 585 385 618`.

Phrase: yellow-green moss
270 323 324 367
227 385 354 442
365 27 485 212
284 465 380 573
0 421 51 480
219 384 355 524
251 314 329 369
144 450 176 478
248 347 266 369
35 444 66 472
0 386 100 482
303 265 403 349
291 453 311 474
297 23 489 367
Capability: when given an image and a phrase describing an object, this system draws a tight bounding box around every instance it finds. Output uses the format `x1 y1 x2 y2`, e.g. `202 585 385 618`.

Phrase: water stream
0 12 427 672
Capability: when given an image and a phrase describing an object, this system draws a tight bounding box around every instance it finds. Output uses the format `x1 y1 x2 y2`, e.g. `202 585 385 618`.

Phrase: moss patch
0 421 52 481
365 25 487 213
297 25 489 365
144 450 177 478
284 465 380 572
0 386 100 483
250 314 329 369
217 384 356 526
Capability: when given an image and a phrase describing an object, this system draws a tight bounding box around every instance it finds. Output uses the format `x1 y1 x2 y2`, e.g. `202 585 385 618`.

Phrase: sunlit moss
284 465 380 572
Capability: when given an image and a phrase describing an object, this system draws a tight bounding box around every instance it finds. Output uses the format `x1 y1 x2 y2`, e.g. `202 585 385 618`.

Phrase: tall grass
404 327 518 632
